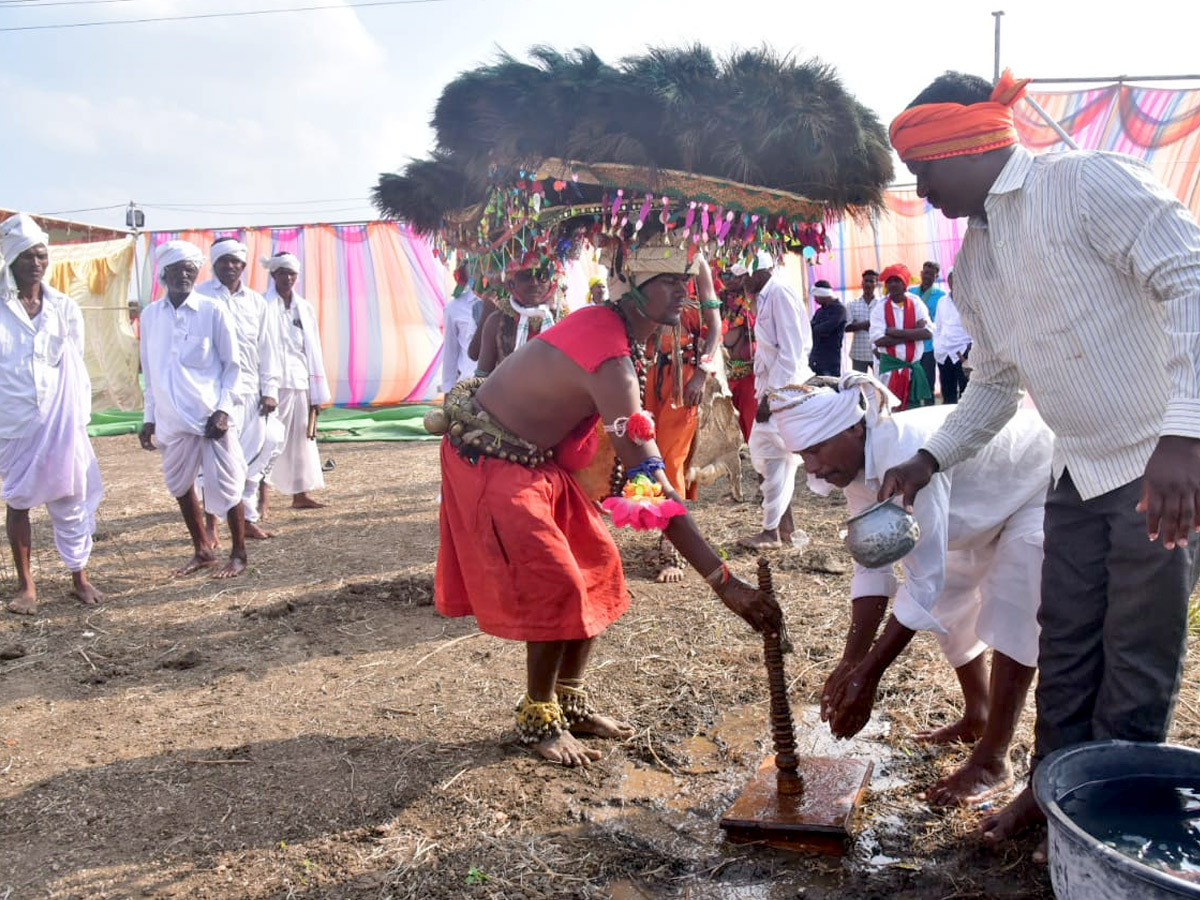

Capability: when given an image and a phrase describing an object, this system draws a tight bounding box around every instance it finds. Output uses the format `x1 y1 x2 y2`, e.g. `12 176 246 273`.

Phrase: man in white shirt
738 250 813 549
195 238 281 540
772 373 1051 806
885 70 1200 848
440 280 481 393
262 253 332 510
869 264 932 410
0 213 103 615
139 241 248 579
845 269 878 374
931 271 971 404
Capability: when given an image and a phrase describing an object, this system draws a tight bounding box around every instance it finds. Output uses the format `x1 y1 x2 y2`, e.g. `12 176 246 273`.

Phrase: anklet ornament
515 694 568 744
555 682 596 728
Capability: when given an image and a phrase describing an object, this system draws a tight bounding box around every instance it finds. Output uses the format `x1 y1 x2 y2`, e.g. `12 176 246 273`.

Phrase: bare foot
569 712 636 740
738 530 782 550
291 494 327 510
205 520 221 550
212 556 247 579
532 731 604 767
5 587 37 616
245 522 275 540
921 752 1013 807
979 785 1045 845
175 550 219 576
70 583 104 608
915 715 986 745
655 565 685 584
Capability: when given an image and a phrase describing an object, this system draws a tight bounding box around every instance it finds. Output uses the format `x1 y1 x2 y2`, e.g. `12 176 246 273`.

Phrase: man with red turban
869 263 932 410
881 70 1200 856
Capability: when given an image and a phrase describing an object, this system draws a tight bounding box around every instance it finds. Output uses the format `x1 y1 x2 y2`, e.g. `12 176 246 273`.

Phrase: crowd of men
5 65 1200 862
1 223 332 603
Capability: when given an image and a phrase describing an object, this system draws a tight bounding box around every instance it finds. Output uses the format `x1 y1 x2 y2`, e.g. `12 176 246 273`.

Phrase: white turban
261 253 300 274
771 372 899 453
811 285 837 300
210 238 248 264
0 213 50 294
1 213 49 267
155 240 205 282
729 262 749 277
753 248 774 271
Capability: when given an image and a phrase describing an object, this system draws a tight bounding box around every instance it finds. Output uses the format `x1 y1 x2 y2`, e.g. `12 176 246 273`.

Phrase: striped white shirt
847 295 876 362
924 146 1200 500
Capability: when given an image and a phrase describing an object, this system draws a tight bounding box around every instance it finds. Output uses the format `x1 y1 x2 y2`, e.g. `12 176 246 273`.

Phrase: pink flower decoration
601 497 687 531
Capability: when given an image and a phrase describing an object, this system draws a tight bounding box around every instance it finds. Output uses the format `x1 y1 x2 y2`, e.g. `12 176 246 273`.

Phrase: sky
2 0 1198 233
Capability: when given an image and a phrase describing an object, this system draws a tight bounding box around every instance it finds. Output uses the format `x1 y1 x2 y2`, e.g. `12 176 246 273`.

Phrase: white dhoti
162 429 247 517
266 388 324 495
0 344 103 571
748 418 800 530
933 500 1044 669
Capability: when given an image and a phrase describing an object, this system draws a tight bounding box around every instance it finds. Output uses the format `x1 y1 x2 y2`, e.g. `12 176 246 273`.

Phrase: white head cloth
729 262 749 277
0 213 50 294
513 302 555 350
811 285 837 300
261 253 300 274
0 213 50 267
770 371 899 453
155 240 206 282
210 238 248 264
753 248 774 271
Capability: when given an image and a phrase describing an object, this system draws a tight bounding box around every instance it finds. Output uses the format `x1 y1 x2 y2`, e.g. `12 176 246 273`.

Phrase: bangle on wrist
704 562 731 589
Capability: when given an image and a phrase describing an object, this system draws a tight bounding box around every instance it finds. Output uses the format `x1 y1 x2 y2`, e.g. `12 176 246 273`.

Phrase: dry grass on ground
2 438 1198 900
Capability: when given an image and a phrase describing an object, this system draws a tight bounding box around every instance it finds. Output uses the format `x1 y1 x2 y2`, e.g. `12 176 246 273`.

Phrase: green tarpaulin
87 405 440 442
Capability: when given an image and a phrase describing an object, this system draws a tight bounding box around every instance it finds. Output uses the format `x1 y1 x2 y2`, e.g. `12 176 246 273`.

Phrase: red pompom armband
604 410 656 444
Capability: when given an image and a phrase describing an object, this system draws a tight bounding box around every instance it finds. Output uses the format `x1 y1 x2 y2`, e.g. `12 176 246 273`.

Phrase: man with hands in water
139 241 249 579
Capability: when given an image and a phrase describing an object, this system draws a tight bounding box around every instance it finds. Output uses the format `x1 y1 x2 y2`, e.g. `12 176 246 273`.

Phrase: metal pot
844 499 920 568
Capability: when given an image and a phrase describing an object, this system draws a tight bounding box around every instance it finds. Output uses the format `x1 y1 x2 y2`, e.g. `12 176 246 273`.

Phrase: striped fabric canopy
144 222 452 406
811 81 1200 291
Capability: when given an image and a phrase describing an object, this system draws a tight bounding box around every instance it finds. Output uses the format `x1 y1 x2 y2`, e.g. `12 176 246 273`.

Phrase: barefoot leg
257 481 269 522
214 502 248 578
70 569 104 607
916 653 989 745
926 653 1035 807
558 639 635 740
979 783 1044 845
176 491 219 575
738 528 782 550
203 506 221 550
778 507 796 544
522 640 604 766
245 521 275 540
5 507 37 615
291 492 327 509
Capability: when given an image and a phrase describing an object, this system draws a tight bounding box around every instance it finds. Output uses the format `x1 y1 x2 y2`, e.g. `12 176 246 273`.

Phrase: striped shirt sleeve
1080 153 1200 439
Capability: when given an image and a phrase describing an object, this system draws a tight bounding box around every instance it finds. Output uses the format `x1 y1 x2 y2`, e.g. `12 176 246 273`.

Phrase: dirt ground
3 437 1199 900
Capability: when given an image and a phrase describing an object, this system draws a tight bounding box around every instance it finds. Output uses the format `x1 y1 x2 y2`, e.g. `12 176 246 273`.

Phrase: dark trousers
850 359 872 373
919 353 937 401
1034 471 1200 763
938 357 969 404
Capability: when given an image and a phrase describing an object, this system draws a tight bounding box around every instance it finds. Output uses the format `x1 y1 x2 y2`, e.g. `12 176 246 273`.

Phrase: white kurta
836 406 1053 668
750 272 812 529
0 285 103 570
265 290 330 495
441 289 479 392
140 292 246 515
195 278 282 519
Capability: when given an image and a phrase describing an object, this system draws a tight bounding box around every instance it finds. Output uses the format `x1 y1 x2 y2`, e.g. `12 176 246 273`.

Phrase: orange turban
879 263 911 286
889 70 1031 163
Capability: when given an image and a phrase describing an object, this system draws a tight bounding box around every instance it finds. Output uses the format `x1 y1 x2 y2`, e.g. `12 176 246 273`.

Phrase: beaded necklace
607 298 649 497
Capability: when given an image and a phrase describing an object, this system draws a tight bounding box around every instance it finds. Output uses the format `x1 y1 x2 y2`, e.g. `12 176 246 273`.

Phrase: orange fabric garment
889 70 1030 163
435 440 629 641
644 306 702 499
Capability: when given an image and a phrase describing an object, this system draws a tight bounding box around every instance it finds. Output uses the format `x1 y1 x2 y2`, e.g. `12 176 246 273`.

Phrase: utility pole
126 201 145 310
993 11 1005 83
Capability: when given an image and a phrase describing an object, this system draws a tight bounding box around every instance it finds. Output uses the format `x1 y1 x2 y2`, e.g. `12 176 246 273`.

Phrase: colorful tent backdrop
48 236 140 411
143 222 453 406
810 81 1200 293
